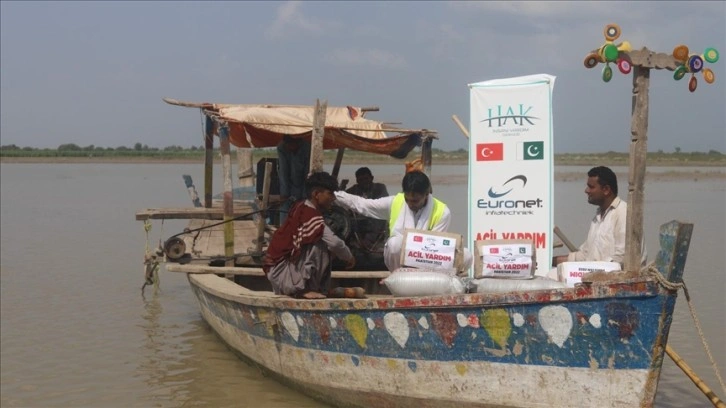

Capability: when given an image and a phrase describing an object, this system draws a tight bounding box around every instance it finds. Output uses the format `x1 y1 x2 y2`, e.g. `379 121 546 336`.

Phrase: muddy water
1 163 723 407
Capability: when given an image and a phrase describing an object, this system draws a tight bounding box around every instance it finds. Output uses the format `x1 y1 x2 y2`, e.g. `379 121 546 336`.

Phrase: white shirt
568 196 647 266
333 191 451 237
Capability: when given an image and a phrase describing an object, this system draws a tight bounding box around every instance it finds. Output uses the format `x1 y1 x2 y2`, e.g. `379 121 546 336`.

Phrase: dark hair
305 171 339 198
401 171 431 195
282 135 298 144
588 166 618 196
355 167 373 178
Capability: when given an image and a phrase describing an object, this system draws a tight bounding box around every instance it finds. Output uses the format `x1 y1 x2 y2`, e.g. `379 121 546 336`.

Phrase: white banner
468 74 556 277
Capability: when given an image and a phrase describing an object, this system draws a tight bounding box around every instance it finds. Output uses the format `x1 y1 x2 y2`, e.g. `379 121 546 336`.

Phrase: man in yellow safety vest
334 170 472 272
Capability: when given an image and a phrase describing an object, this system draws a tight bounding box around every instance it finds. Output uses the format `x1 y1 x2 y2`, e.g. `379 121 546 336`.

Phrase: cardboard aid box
474 239 536 279
557 261 621 287
400 229 463 274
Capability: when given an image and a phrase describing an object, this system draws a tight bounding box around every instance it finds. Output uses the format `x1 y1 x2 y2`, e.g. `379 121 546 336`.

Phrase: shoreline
2 157 723 182
2 156 725 167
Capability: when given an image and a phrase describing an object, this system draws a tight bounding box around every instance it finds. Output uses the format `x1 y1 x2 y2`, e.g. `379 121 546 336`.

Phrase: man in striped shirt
265 172 356 299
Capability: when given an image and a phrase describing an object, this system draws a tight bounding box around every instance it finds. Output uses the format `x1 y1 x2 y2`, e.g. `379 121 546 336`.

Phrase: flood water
1 163 724 408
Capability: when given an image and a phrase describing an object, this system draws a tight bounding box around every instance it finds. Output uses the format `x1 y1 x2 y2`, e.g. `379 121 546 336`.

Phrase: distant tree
0 144 20 150
58 143 81 151
674 147 681 154
134 143 142 151
117 146 130 151
707 149 722 156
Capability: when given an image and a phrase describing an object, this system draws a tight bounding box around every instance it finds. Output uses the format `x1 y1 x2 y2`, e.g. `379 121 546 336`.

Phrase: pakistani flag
517 141 544 160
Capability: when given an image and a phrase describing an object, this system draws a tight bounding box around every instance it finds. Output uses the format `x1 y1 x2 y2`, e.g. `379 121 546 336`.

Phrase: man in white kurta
553 166 647 268
334 171 472 272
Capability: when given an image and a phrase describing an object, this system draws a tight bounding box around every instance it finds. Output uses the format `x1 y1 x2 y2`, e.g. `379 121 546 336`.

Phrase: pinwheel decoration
583 23 633 82
672 45 719 92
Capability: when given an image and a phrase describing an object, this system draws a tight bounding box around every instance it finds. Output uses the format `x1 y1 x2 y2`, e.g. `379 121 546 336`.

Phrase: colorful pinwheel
672 45 719 92
583 24 633 82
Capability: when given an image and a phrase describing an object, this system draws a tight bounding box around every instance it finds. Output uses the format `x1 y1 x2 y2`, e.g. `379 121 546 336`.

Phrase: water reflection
136 290 327 408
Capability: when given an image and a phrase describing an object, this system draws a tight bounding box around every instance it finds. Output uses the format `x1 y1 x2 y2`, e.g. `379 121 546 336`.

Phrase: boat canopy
164 98 435 159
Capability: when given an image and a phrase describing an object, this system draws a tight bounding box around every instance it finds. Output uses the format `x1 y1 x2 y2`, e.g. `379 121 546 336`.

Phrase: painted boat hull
188 273 677 408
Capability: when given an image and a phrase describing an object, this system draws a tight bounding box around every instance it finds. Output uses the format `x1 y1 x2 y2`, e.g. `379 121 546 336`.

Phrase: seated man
334 170 472 272
264 172 355 299
345 167 390 263
553 166 647 268
346 167 389 199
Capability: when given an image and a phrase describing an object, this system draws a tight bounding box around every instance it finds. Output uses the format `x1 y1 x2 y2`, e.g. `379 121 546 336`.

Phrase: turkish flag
476 143 503 161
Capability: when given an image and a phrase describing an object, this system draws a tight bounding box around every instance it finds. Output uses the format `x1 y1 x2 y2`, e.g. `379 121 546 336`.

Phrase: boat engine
324 206 388 271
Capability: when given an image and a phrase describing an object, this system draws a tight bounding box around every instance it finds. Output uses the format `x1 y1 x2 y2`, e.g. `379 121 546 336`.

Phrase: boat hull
188 274 676 408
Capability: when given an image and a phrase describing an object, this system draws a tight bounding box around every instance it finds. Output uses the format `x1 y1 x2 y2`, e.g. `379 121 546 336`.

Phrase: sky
1 1 724 153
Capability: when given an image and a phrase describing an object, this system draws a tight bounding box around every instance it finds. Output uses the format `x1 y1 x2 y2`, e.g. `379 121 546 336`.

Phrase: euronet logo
480 104 538 128
477 175 543 215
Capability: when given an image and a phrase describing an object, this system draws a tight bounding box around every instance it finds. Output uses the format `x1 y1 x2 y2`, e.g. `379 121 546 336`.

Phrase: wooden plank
310 99 328 173
137 208 233 220
236 147 255 188
625 66 650 272
166 263 390 279
654 220 693 283
629 48 679 71
588 48 680 71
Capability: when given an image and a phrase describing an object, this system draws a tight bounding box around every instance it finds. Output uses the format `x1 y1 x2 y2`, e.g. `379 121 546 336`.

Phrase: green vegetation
1 144 724 166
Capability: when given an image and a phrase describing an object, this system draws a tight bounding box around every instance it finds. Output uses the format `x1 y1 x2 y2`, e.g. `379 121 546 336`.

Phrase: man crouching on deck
264 172 356 299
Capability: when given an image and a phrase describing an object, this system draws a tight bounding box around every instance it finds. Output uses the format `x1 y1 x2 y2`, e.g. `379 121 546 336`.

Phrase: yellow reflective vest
389 193 445 235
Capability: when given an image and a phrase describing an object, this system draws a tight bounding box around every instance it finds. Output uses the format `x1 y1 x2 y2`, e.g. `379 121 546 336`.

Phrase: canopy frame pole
331 148 345 180
309 99 328 174
255 162 273 255
203 113 215 208
421 136 433 177
218 123 235 268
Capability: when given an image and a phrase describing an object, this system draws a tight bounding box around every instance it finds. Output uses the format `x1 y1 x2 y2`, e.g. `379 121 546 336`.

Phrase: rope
644 263 726 394
142 220 161 294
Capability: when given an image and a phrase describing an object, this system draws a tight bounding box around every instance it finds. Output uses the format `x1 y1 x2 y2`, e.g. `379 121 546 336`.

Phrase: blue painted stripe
193 285 670 370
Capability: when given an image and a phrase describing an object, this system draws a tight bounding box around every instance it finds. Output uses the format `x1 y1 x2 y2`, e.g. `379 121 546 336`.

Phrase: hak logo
481 104 538 128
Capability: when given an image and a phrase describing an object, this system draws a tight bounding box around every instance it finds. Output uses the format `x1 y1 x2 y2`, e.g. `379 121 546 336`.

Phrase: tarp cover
164 99 430 158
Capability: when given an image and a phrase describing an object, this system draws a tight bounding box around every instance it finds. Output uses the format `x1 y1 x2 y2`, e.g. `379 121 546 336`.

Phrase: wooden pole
236 147 255 188
625 65 650 272
182 175 202 208
256 162 273 254
331 147 345 180
421 137 433 177
218 124 235 268
666 345 726 408
452 114 470 138
553 226 578 252
203 114 215 208
310 99 328 173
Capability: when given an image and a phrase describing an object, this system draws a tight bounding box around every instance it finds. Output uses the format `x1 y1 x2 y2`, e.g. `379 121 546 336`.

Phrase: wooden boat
137 98 694 408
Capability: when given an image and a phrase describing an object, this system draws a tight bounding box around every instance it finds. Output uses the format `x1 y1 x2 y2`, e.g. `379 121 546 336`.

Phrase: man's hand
344 257 356 270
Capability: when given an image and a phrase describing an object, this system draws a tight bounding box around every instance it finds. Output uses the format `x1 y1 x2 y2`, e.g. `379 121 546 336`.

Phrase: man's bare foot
300 291 326 299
